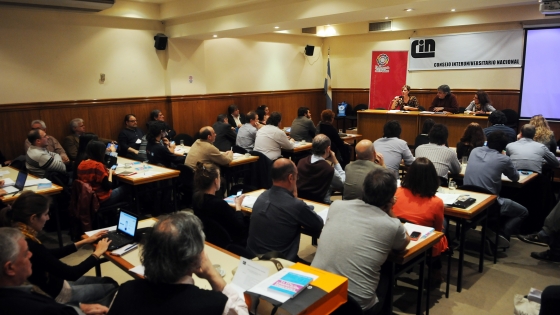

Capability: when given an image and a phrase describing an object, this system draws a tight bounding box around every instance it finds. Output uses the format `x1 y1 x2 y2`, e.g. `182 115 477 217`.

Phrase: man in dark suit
0 227 107 315
227 104 247 129
212 114 237 152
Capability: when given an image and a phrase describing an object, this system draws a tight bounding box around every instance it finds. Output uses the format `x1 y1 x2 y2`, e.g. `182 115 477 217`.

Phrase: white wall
324 23 523 90
0 7 166 104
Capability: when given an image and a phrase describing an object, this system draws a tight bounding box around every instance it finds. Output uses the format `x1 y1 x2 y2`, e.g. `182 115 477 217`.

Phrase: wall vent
369 21 392 32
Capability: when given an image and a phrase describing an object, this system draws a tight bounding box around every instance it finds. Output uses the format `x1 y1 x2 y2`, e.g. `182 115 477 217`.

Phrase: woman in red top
393 157 448 282
77 141 126 206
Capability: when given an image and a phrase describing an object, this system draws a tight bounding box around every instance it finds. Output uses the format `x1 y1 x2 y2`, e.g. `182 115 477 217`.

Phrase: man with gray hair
429 84 458 113
343 139 385 200
312 168 410 313
62 118 113 161
24 120 69 164
296 134 345 203
108 212 248 315
505 124 559 174
0 227 107 315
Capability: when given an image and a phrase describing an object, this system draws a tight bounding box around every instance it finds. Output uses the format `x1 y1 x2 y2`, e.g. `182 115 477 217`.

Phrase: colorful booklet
268 272 314 298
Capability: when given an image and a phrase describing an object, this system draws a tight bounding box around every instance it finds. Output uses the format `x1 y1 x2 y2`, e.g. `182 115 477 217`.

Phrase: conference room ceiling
108 0 551 39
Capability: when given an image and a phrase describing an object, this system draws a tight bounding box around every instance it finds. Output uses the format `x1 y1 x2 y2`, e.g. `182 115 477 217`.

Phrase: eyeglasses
128 120 137 122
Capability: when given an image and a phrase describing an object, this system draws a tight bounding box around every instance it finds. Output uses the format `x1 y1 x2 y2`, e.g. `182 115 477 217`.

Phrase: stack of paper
242 195 258 208
25 179 51 187
0 178 15 187
435 192 460 205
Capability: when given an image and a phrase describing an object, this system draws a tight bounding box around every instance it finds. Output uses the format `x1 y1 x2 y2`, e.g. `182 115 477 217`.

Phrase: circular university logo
376 54 389 66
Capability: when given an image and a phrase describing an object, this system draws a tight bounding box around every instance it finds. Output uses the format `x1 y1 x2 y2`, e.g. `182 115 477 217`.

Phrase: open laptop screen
15 171 28 191
117 211 138 238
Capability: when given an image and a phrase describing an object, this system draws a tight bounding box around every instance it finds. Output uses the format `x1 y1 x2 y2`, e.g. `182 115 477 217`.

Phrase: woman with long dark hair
457 122 486 160
465 90 496 115
256 105 270 125
392 158 448 283
0 191 117 305
316 109 351 169
192 162 249 246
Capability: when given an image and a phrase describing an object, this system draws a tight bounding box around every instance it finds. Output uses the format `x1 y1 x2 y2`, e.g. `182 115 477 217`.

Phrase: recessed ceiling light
405 8 413 12
451 8 456 12
274 26 279 29
213 35 218 38
385 16 389 19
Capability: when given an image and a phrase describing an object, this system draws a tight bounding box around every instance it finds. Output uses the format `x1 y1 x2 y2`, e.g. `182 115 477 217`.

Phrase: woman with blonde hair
529 115 557 153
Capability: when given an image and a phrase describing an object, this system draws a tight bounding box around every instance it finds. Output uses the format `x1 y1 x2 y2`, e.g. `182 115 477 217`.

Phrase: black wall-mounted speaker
154 33 168 50
304 45 315 56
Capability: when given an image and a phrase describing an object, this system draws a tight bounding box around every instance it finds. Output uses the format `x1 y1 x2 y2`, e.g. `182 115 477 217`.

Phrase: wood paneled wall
0 88 528 160
0 90 325 160
332 88 521 113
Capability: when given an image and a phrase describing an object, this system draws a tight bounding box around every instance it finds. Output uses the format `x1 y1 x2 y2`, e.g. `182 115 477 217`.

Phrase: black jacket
212 121 237 152
228 113 247 129
0 287 78 315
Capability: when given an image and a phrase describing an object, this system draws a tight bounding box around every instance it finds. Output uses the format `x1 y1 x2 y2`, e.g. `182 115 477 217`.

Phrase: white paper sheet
317 208 329 224
138 171 159 178
242 195 258 208
24 179 51 187
231 258 271 291
387 110 400 113
0 171 9 176
129 265 145 276
1 178 15 187
435 192 460 205
2 186 19 194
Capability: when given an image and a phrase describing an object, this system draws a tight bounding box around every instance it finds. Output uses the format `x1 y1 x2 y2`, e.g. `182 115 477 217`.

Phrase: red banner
369 51 408 109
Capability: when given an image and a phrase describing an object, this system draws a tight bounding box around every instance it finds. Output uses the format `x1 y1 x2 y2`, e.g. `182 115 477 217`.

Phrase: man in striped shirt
25 129 66 178
415 124 461 180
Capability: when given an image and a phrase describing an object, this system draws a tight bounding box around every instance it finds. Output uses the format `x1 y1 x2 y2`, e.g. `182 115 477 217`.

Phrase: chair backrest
249 151 273 189
501 109 519 131
202 218 233 249
174 133 194 147
176 164 195 189
458 106 466 113
354 104 369 111
439 176 449 187
232 145 248 154
9 155 27 171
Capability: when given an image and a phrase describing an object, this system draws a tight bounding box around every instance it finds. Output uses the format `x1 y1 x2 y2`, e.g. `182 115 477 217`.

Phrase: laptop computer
106 210 138 251
3 171 28 196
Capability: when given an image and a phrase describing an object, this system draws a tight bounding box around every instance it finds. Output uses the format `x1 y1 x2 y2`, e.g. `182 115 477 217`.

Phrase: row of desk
357 110 489 148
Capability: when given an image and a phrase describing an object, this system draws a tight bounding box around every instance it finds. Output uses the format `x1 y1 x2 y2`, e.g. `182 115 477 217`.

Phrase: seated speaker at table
464 90 496 115
390 85 421 111
429 84 458 113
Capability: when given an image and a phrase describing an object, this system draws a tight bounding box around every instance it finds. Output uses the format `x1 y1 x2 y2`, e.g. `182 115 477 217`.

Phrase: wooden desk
455 164 539 188
357 110 489 146
443 189 497 292
1 166 64 247
174 146 259 168
115 157 180 213
228 189 329 215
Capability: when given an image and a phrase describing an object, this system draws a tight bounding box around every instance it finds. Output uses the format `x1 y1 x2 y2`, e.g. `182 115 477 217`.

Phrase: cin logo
411 39 436 58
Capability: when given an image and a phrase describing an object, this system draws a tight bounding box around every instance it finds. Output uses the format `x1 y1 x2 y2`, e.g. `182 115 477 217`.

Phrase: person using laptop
106 210 138 251
108 211 249 315
0 191 119 306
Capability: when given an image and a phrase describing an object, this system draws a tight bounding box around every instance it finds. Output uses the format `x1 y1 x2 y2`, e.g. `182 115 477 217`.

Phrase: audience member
185 127 233 170
256 105 269 124
77 141 127 206
146 109 176 140
317 109 351 169
193 162 249 246
24 120 70 164
464 131 528 247
429 84 458 113
373 120 414 178
390 85 420 111
465 90 496 114
146 121 185 168
62 118 112 161
506 124 559 174
483 110 516 143
392 158 448 283
414 118 435 149
247 159 324 261
312 168 410 313
25 129 67 178
227 104 247 129
117 114 144 159
416 124 461 180
297 134 345 204
236 111 260 151
0 227 109 315
518 200 560 262
212 114 237 152
456 122 486 160
343 140 385 200
290 107 316 142
107 212 248 315
0 192 118 306
253 112 294 160
529 114 557 153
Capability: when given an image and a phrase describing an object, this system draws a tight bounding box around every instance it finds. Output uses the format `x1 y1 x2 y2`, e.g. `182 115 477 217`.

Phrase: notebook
3 171 28 195
106 210 138 251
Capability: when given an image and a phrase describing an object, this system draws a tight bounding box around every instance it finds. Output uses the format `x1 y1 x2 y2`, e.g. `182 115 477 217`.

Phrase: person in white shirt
107 211 248 315
253 112 294 160
373 120 414 178
415 124 461 180
227 104 246 129
25 129 67 178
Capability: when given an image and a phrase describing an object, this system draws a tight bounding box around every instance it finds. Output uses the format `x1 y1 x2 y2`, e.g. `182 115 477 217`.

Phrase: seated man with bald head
25 129 67 178
343 140 386 200
297 134 346 204
24 120 69 164
185 126 233 170
247 158 324 262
